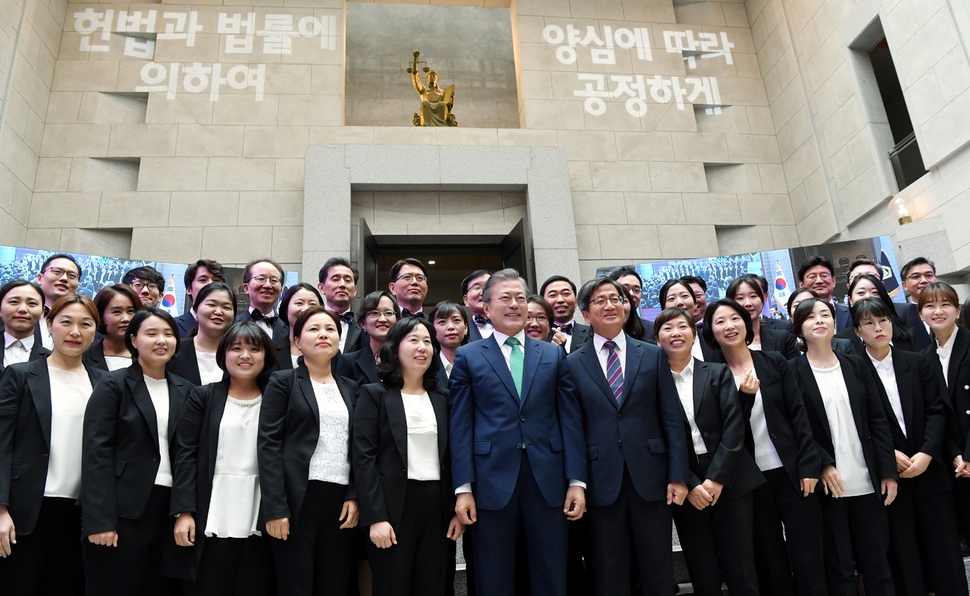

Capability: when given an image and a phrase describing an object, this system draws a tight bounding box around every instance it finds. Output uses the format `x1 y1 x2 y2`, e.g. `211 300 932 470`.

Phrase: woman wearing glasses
84 284 142 371
338 291 401 386
168 283 237 386
834 273 915 354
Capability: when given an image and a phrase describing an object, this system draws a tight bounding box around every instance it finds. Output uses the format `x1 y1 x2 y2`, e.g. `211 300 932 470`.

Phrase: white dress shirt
307 380 351 485
734 371 784 471
867 350 907 437
4 331 33 366
937 330 958 387
44 367 93 498
205 395 262 538
671 360 708 455
248 306 274 338
811 362 873 497
145 375 173 487
691 334 705 361
401 391 440 481
592 332 626 381
440 352 453 378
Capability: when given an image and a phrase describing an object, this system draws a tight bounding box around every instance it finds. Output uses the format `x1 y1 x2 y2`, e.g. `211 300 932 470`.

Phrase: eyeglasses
905 272 936 281
491 295 527 305
44 266 79 281
366 309 397 320
248 275 282 286
130 281 159 292
860 317 891 329
590 295 625 307
625 286 642 295
394 274 427 284
527 314 548 323
804 272 832 282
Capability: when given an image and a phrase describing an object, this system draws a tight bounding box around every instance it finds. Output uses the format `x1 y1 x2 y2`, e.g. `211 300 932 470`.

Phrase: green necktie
505 336 523 398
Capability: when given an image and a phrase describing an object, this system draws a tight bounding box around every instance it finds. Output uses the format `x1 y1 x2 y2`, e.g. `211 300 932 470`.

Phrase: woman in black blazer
0 294 102 594
787 289 857 356
83 283 141 372
81 307 194 595
656 307 763 596
726 274 799 359
275 283 323 371
258 306 359 596
353 317 463 596
337 291 400 385
704 298 826 596
852 297 967 596
168 322 278 595
834 273 915 354
0 280 48 374
168 282 236 386
789 296 897 596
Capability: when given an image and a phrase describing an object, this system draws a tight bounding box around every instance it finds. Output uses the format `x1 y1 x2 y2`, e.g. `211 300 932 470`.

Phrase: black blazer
0 359 103 535
82 337 112 372
166 338 226 387
762 317 791 332
167 381 249 580
352 384 453 529
761 326 800 360
923 327 970 461
174 311 196 339
337 348 380 386
790 353 898 493
343 322 364 354
835 303 852 333
233 312 288 352
0 336 50 374
738 350 821 489
861 348 951 496
258 365 358 523
547 322 593 354
81 363 194 537
682 359 764 499
896 302 932 351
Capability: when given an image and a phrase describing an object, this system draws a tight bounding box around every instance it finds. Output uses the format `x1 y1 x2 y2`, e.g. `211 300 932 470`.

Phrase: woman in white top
0 294 102 594
168 321 278 595
0 280 48 374
259 306 360 596
277 283 323 371
84 283 141 371
168 282 236 386
81 307 194 595
788 296 898 596
353 317 463 596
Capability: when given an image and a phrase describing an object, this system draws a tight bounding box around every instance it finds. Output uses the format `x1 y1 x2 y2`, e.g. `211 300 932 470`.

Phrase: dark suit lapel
26 359 53 447
621 337 643 405
948 329 970 395
480 338 519 404
692 359 708 412
357 350 380 385
385 390 409 464
272 320 289 351
520 338 542 407
579 341 618 409
431 389 448 462
167 373 189 441
28 339 50 361
891 349 915 436
208 383 230 480
127 365 160 448
296 366 320 424
797 356 832 444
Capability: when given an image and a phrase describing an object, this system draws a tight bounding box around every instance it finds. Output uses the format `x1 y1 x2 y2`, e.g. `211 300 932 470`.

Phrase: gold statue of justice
407 51 457 127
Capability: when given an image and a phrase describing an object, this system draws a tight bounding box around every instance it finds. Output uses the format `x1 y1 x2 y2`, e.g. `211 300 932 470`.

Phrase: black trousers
269 480 355 596
587 467 674 596
672 455 758 596
0 497 84 595
184 535 274 596
367 480 451 596
82 485 180 595
819 491 894 596
887 479 968 596
751 468 826 596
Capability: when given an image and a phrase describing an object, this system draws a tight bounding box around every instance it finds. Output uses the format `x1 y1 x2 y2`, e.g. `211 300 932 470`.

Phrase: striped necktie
604 340 623 400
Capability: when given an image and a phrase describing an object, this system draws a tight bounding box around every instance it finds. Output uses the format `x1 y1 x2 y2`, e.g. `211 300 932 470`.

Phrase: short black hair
216 321 277 387
527 295 553 321
243 258 284 282
786 288 818 318
293 305 342 340
429 301 471 347
540 275 576 296
702 299 754 349
0 279 45 305
376 318 441 392
577 277 625 312
356 291 400 324
194 282 237 316
791 297 836 350
658 279 696 308
319 257 359 284
123 266 164 288
850 297 894 329
726 274 765 305
184 259 226 288
901 256 936 280
680 275 707 292
40 253 82 279
653 307 696 340
279 283 323 327
797 256 835 283
389 258 428 281
608 267 642 286
125 307 181 359
620 285 646 341
93 284 141 334
847 258 879 281
461 270 491 296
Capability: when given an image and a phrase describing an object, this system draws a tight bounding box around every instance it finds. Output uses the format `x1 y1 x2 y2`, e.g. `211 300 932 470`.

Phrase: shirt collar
4 331 33 351
492 327 526 348
938 329 958 356
867 348 894 372
592 331 626 354
672 358 695 380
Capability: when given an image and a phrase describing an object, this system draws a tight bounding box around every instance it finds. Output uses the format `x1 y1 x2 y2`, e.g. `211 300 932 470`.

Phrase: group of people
0 249 969 596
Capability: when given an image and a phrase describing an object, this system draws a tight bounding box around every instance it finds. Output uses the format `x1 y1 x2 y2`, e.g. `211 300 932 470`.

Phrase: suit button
617 414 623 420
965 410 970 415
520 416 526 422
965 385 969 390
770 434 777 440
617 440 622 447
702 432 709 438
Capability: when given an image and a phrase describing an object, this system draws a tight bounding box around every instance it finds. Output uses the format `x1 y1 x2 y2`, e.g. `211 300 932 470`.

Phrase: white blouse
401 392 440 481
196 351 223 385
205 395 262 538
44 368 93 498
307 381 351 485
104 355 132 371
734 371 783 472
671 361 708 455
4 332 32 366
145 375 173 487
811 362 873 497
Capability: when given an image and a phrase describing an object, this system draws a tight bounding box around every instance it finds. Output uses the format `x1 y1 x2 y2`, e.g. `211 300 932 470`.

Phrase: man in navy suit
450 268 587 596
797 256 852 332
541 275 591 353
173 259 225 338
568 277 689 595
462 269 492 342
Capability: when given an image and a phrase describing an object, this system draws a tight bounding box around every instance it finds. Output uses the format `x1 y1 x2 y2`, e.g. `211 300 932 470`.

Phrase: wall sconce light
894 197 912 225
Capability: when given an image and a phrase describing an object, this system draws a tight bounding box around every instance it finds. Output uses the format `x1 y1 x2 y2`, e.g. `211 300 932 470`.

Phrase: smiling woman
168 282 237 386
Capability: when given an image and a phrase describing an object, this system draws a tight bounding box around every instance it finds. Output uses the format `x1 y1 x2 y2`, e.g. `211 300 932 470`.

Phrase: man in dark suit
901 257 937 304
797 256 851 332
122 266 164 309
609 267 654 343
462 270 492 342
173 259 226 338
541 275 591 353
568 277 689 594
389 258 429 319
450 268 587 596
318 257 362 352
233 258 287 352
34 253 81 350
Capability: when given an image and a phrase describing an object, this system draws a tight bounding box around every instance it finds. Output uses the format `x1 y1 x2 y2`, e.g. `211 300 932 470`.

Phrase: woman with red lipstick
726 274 799 358
84 283 142 371
0 294 103 594
704 298 825 596
167 321 278 595
81 307 193 595
168 283 236 386
0 280 48 374
339 291 401 386
353 317 463 596
789 297 897 596
258 306 359 596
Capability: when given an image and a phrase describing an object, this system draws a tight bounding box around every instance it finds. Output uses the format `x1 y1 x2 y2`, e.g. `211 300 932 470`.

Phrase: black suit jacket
233 312 288 352
258 365 358 523
761 317 791 332
81 363 194 537
548 322 593 354
0 337 50 375
468 323 484 343
896 302 932 351
790 353 898 492
0 359 103 535
82 337 116 372
343 321 364 354
352 384 453 529
174 311 196 339
336 349 380 386
166 338 226 387
761 326 800 360
738 350 821 489
834 303 852 333
861 348 951 495
682 359 764 499
923 327 970 461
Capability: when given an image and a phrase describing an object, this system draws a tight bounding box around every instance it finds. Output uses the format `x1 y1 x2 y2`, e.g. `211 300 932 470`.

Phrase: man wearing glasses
34 253 82 349
901 257 937 303
797 256 852 332
235 258 287 350
388 258 429 319
122 266 164 308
